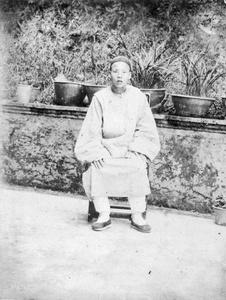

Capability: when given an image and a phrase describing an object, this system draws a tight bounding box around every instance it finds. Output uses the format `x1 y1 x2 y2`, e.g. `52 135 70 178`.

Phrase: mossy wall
1 106 84 194
1 103 226 213
152 128 225 213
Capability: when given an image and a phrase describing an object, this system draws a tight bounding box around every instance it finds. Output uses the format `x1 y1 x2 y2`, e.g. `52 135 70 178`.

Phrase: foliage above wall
1 0 226 111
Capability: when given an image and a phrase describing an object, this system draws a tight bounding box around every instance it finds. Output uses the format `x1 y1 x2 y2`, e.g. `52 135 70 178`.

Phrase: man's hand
92 158 105 169
126 151 147 162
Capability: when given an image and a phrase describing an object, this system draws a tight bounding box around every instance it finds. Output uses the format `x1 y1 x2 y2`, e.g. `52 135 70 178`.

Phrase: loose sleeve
74 96 111 164
128 96 161 161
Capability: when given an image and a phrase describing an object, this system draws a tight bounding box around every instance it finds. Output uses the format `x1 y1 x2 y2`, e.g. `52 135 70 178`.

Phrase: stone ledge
155 114 226 133
1 101 88 119
1 101 226 133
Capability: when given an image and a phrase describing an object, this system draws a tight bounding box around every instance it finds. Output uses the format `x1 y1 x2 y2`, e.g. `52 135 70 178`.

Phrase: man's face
110 61 131 89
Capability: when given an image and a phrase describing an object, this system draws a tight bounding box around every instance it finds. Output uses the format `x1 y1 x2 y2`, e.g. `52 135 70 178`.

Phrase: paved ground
0 186 226 300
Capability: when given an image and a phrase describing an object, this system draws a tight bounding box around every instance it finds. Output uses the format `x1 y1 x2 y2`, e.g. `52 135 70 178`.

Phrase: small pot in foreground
16 84 32 104
84 84 107 104
54 81 86 106
213 206 226 226
171 94 215 117
0 88 9 100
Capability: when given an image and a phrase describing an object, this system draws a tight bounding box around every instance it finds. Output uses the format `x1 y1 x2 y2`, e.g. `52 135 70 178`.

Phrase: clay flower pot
84 84 107 104
54 81 86 106
222 97 226 108
0 86 9 100
16 84 32 104
171 94 215 117
140 88 166 108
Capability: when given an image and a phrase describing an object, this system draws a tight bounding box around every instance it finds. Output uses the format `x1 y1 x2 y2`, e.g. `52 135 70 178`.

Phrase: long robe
74 85 160 198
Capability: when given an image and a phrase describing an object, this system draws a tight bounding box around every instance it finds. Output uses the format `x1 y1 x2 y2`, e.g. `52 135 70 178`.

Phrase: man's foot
92 213 111 231
131 213 151 233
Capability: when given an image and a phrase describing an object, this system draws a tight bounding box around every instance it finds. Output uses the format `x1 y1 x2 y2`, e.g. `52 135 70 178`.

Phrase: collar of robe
111 86 127 98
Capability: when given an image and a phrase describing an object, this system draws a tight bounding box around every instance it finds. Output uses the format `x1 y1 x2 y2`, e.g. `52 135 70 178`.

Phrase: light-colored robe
74 85 160 198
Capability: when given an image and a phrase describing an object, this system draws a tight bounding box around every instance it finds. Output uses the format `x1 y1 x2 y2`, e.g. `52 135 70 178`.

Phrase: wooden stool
87 164 149 222
88 198 147 223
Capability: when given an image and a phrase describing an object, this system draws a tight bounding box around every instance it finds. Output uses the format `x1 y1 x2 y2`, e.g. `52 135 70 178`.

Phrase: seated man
74 56 160 233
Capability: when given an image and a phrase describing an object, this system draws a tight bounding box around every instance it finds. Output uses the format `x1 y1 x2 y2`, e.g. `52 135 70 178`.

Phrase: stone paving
0 187 226 300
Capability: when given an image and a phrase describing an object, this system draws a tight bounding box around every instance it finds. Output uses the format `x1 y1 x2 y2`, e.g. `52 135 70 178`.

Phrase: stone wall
1 104 86 195
1 102 226 213
153 127 225 212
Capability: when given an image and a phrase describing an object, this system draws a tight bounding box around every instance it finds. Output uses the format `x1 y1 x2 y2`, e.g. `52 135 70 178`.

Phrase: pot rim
84 83 107 87
171 94 215 101
54 81 84 85
140 88 166 91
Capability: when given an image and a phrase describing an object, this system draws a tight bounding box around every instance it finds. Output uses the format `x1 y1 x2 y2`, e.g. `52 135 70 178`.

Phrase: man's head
110 56 131 89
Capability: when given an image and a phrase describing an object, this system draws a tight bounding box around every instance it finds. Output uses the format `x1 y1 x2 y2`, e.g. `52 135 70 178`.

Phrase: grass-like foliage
1 0 226 110
173 48 226 97
3 0 181 102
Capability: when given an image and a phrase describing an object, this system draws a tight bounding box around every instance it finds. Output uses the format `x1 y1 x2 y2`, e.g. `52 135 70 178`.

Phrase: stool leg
88 201 99 223
142 209 147 219
142 198 148 219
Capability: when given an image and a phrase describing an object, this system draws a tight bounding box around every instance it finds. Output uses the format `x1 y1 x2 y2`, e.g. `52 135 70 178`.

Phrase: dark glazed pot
54 81 86 106
84 84 107 104
140 88 166 107
171 94 215 117
222 97 226 108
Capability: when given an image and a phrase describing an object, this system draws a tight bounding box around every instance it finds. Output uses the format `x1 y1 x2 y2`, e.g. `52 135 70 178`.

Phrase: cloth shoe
92 213 111 231
131 219 151 233
131 213 151 233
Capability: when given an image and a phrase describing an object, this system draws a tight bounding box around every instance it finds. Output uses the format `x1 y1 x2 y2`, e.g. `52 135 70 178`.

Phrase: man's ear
128 72 131 80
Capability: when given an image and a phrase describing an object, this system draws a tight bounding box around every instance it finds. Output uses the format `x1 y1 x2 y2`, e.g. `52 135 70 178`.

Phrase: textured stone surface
151 128 226 213
1 108 85 195
1 103 226 213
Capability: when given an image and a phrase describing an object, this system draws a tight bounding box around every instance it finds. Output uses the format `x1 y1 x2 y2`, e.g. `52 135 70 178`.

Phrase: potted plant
82 42 109 105
0 83 9 101
7 53 41 104
16 76 41 104
171 50 226 117
16 82 32 103
15 71 34 103
213 194 226 226
5 33 41 104
222 96 226 118
125 39 179 111
53 74 86 107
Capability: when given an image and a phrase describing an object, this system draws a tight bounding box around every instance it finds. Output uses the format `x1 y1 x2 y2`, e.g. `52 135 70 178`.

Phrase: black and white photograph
0 0 226 299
